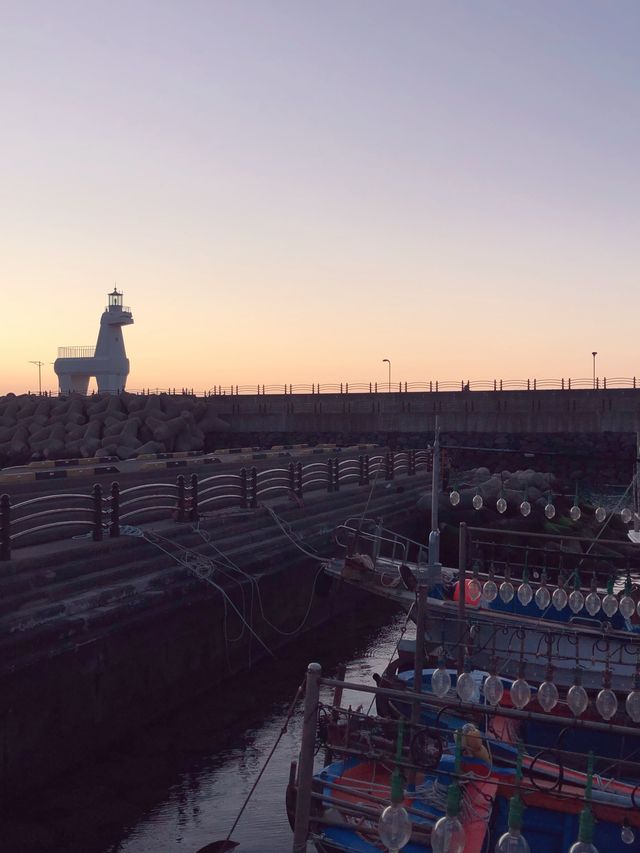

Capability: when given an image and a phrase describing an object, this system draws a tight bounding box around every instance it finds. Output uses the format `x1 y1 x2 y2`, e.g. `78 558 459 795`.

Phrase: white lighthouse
54 289 134 395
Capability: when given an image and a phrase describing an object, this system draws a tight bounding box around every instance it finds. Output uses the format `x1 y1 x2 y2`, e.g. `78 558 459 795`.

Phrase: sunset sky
1 1 638 395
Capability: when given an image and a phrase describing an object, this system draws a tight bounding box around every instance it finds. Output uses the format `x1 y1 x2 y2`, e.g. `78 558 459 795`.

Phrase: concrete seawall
0 475 428 798
209 388 640 434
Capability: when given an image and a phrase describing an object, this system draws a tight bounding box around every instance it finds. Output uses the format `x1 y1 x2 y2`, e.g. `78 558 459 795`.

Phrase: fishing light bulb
595 506 606 523
535 582 551 610
620 595 635 620
544 502 556 520
552 585 567 611
456 671 477 703
510 677 531 710
596 687 618 721
602 591 618 618
378 803 412 852
570 504 582 522
499 580 515 604
468 577 483 602
537 679 559 713
520 500 531 517
568 843 599 853
472 492 484 511
621 822 635 845
621 507 633 524
497 496 507 514
449 490 461 506
495 829 531 852
484 674 504 706
517 580 533 607
585 591 601 617
431 663 452 698
567 683 589 717
569 589 584 614
482 579 498 603
625 683 640 722
430 813 465 853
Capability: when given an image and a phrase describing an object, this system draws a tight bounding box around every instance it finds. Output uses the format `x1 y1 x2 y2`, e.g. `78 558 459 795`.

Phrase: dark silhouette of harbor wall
207 388 640 434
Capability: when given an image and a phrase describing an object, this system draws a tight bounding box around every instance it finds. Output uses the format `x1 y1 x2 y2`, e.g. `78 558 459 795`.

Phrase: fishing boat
287 429 640 853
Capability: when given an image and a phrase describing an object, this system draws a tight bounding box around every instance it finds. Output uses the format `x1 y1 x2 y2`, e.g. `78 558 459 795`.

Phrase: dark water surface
12 601 405 853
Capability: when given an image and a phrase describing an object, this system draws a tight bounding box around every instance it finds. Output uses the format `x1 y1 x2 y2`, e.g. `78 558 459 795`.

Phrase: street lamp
592 352 597 389
28 360 45 395
383 358 391 393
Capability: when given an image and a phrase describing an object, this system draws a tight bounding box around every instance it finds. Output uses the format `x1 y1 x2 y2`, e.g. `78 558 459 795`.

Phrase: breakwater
2 388 640 468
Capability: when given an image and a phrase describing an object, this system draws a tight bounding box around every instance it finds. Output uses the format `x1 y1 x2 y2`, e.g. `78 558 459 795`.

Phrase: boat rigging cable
121 526 277 658
193 518 327 637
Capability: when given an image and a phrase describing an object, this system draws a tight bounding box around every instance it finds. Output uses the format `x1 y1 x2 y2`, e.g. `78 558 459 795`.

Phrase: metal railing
0 449 431 560
25 377 640 397
56 346 96 359
122 377 639 396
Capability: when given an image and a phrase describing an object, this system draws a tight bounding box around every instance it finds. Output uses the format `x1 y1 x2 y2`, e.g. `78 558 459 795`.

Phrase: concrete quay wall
208 388 640 434
0 477 427 798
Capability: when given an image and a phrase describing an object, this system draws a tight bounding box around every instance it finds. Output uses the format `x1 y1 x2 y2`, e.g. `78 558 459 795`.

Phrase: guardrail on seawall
0 450 431 561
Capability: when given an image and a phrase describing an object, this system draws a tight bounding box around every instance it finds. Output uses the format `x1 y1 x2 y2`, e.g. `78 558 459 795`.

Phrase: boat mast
411 420 443 740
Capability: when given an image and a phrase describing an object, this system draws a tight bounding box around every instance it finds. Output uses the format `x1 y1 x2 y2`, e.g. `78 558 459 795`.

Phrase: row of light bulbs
430 659 640 722
449 487 634 524
468 570 640 619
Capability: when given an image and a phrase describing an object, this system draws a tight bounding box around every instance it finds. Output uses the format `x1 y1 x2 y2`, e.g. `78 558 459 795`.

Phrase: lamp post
592 352 597 389
382 358 391 393
29 360 45 395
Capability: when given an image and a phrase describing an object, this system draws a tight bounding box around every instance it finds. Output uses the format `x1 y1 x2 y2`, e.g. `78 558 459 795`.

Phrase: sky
1 0 638 394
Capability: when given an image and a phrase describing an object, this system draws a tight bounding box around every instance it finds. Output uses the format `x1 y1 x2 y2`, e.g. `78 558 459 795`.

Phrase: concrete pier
0 474 427 798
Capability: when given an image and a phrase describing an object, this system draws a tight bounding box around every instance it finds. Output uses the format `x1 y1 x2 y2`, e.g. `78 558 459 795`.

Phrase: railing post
430 381 433 392
604 377 607 389
340 382 343 394
527 378 530 390
176 475 187 522
109 481 120 537
562 378 565 389
385 452 392 480
369 382 372 393
435 380 438 392
295 462 303 499
457 523 468 675
533 378 537 390
333 458 340 491
189 473 199 521
240 467 248 509
358 454 365 485
292 662 322 853
409 449 415 476
250 467 258 508
635 377 637 389
92 483 103 541
345 382 349 394
374 382 378 393
493 379 496 391
0 494 10 561
568 377 571 389
288 462 295 493
500 379 503 391
327 459 334 492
